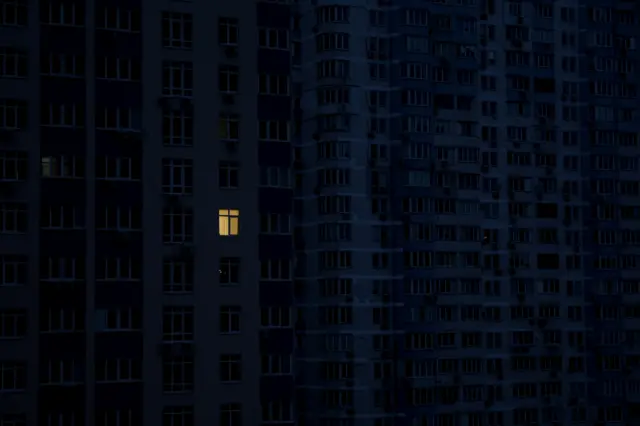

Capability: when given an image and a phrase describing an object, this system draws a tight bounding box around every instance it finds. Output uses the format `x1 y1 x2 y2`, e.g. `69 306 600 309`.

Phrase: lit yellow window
219 209 239 236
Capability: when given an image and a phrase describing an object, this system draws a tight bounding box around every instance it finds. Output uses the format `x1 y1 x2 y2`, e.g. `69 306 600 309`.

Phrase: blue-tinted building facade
0 0 296 424
294 1 640 426
1 0 640 425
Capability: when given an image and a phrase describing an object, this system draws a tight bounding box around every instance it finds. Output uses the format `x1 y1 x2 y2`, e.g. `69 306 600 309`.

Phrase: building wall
0 0 295 424
293 1 640 426
3 0 640 425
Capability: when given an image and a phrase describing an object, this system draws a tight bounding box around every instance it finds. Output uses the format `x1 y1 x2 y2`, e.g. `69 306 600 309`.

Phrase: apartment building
0 0 294 425
293 1 640 426
3 0 640 425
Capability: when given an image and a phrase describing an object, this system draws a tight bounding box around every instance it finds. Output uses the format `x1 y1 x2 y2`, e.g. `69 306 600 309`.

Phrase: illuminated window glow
219 209 239 236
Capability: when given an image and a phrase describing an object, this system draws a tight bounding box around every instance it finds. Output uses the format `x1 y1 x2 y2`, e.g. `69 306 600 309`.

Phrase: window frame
162 208 194 244
218 161 239 189
0 309 26 339
219 306 241 334
162 306 195 342
162 158 194 195
258 28 289 50
97 7 140 32
219 257 240 286
162 356 194 393
162 12 193 50
162 61 193 97
0 202 27 234
218 209 239 237
219 354 242 383
96 358 142 383
163 109 193 147
163 260 194 294
218 17 239 46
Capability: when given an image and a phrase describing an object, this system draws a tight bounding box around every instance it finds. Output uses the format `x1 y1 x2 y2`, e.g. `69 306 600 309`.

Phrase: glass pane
230 218 239 235
219 216 228 236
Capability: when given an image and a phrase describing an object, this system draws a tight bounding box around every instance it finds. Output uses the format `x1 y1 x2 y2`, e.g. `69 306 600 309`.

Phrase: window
97 7 140 32
219 162 239 189
316 33 350 51
163 61 193 97
163 109 193 146
0 203 26 234
0 309 26 339
404 8 428 26
96 358 141 383
41 205 84 230
262 401 293 423
218 66 239 93
41 156 84 178
402 89 430 106
0 151 26 180
318 168 350 186
163 260 194 294
219 209 239 237
96 257 140 281
402 115 430 133
0 100 25 129
318 224 351 242
97 410 134 426
162 407 193 426
41 53 85 78
162 158 193 195
260 214 291 234
317 6 349 23
96 57 140 81
261 355 292 375
96 308 141 331
163 208 194 243
40 257 83 281
41 359 82 385
220 306 241 334
163 307 194 342
258 28 289 50
41 308 83 333
0 255 27 287
219 114 239 140
316 86 352 105
406 36 429 53
258 120 289 142
259 74 289 96
218 17 238 46
219 354 242 382
219 257 240 286
369 63 387 80
401 62 428 80
96 107 139 131
317 59 350 79
260 260 291 281
162 12 192 49
318 141 351 160
1 0 27 27
260 167 291 188
41 103 83 127
162 356 194 393
370 10 385 26
0 414 26 426
0 48 26 79
0 361 25 391
42 2 84 26
219 404 242 426
261 307 291 328
97 206 142 231
95 156 140 180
